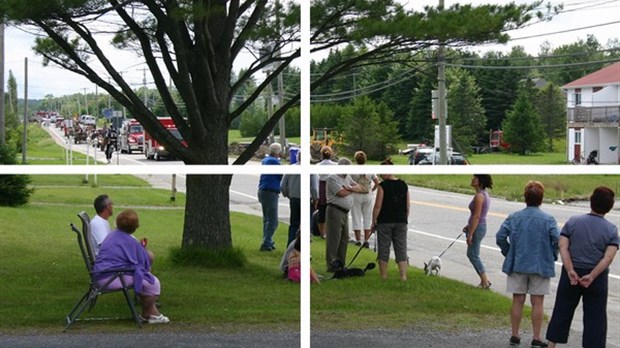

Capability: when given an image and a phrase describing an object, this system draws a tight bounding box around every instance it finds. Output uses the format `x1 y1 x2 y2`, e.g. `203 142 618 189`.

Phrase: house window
574 130 581 144
574 88 581 106
593 86 603 93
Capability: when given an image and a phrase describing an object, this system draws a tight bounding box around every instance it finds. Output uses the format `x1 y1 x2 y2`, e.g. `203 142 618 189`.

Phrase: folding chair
64 211 142 330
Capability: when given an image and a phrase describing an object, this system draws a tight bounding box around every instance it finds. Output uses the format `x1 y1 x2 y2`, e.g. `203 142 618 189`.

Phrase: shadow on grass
169 247 247 268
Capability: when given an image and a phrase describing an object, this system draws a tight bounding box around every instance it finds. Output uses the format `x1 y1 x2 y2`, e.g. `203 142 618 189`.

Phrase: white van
79 115 96 126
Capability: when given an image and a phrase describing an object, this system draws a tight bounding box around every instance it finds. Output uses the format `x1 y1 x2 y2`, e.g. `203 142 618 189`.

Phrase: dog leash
438 232 463 258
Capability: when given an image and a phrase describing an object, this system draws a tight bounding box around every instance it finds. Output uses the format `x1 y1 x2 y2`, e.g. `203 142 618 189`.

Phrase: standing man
281 151 301 246
325 157 362 272
546 186 619 348
91 194 114 256
496 181 559 348
257 143 283 251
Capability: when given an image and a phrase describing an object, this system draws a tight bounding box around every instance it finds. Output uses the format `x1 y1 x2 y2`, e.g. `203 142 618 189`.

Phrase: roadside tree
536 82 565 152
502 81 545 155
446 67 486 154
1 0 551 253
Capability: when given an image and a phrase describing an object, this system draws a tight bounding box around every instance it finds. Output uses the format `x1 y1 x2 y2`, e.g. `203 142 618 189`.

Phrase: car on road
417 152 470 165
79 115 96 126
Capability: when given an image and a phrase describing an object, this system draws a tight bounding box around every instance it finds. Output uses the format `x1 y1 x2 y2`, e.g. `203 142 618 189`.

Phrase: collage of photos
0 1 619 348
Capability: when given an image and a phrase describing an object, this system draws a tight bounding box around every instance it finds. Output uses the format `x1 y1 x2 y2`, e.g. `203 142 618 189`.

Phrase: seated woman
93 209 169 324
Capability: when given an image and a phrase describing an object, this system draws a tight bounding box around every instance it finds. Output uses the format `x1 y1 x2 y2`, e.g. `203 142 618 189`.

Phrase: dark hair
94 194 110 214
524 181 544 207
590 186 615 214
474 174 493 190
116 209 140 234
381 158 393 165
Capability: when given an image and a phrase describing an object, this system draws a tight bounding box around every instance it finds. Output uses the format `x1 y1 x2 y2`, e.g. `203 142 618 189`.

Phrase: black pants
546 267 609 348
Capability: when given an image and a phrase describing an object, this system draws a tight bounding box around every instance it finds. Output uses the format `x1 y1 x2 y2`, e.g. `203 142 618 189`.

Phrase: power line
446 58 620 69
510 21 620 41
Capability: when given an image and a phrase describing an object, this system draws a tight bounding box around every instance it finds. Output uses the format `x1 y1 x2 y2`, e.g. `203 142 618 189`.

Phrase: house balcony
567 106 620 128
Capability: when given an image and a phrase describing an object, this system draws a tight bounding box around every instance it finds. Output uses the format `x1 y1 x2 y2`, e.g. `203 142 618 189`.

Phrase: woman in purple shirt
94 209 169 324
463 174 492 289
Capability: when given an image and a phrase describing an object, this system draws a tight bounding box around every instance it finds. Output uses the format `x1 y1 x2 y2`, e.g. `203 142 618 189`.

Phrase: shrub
0 144 34 207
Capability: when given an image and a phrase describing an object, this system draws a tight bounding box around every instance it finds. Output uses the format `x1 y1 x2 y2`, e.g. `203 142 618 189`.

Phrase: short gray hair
337 157 351 165
269 143 282 156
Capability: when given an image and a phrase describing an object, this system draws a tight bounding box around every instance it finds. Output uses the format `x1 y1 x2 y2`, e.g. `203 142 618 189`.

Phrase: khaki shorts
506 273 551 295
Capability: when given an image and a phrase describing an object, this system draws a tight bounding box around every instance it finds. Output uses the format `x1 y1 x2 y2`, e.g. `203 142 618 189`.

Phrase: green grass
21 125 92 165
0 176 297 333
310 238 514 332
400 175 620 202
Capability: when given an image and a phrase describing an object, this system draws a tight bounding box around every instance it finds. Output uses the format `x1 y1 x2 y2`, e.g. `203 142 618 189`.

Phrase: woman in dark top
371 159 410 281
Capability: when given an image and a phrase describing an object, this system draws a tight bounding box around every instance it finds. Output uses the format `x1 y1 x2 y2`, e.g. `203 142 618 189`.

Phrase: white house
563 61 620 164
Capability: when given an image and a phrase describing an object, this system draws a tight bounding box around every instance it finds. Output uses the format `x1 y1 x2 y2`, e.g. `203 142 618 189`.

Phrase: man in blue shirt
258 143 283 251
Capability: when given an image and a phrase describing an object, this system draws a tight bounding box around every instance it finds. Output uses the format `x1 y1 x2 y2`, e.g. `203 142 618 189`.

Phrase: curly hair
115 209 140 234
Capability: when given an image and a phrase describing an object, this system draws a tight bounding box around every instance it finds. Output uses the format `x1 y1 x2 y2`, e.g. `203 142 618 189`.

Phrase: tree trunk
182 174 233 250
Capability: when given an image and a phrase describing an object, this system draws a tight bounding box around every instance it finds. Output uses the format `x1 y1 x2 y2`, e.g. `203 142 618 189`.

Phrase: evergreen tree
446 68 486 154
339 97 399 160
502 81 545 155
406 72 435 143
536 82 566 152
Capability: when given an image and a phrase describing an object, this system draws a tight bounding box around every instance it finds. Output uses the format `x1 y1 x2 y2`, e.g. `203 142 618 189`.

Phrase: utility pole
437 0 448 165
142 68 148 109
277 58 286 151
267 75 274 145
83 88 89 115
95 84 98 119
0 22 5 146
21 58 28 164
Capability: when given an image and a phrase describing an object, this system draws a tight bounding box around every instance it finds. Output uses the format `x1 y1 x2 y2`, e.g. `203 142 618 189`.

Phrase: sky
2 0 619 101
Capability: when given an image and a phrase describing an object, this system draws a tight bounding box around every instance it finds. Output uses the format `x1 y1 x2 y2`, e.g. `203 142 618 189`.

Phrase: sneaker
147 314 170 324
509 336 521 345
362 242 370 248
354 240 362 246
531 339 548 348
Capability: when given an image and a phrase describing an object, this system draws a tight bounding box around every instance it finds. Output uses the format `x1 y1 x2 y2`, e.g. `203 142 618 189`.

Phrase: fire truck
119 120 144 154
144 117 184 161
489 129 509 151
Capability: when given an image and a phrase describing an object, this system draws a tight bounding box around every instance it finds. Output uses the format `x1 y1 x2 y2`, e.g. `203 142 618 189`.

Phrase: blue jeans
466 224 486 274
258 189 279 249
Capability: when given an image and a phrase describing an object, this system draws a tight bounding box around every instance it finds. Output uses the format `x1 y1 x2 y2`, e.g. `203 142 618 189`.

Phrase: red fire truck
489 129 509 151
119 120 144 154
144 117 185 161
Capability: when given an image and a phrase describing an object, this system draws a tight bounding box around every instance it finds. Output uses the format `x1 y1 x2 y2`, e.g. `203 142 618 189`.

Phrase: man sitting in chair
91 194 113 256
93 209 169 324
91 194 154 264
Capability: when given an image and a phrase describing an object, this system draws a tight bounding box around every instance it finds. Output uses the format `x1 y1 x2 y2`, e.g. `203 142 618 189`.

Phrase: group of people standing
257 143 618 347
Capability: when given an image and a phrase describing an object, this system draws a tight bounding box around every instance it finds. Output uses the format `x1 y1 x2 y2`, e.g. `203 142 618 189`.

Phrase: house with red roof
563 61 620 164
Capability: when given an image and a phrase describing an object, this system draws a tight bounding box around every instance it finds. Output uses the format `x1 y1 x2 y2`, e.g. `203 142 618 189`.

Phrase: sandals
140 314 170 324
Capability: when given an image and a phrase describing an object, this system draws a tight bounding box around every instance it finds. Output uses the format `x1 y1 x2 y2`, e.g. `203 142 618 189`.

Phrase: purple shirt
468 190 490 226
93 230 154 293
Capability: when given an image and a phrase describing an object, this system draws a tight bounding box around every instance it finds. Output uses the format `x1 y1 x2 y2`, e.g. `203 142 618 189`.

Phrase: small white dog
424 256 442 276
